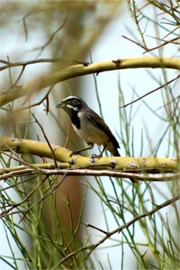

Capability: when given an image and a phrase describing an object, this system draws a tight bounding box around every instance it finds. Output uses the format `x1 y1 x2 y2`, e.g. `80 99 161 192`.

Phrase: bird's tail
108 145 121 156
113 148 121 156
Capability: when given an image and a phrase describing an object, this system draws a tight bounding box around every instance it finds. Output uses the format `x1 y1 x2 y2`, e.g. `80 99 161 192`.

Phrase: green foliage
0 1 179 269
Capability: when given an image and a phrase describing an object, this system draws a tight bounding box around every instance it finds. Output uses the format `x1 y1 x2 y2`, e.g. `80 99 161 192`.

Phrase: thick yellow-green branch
0 57 179 107
0 137 178 173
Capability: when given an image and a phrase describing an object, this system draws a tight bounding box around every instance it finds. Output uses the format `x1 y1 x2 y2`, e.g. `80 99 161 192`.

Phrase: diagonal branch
32 113 58 169
53 195 180 267
0 57 179 107
119 74 179 108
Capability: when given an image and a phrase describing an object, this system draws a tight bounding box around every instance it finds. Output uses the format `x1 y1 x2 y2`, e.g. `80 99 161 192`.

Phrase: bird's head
56 96 87 115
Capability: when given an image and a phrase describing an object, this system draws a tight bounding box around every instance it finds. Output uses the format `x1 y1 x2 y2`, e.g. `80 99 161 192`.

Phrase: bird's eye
71 99 80 107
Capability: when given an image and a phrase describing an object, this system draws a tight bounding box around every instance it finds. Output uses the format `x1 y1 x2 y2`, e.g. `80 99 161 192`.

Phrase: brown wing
86 111 120 149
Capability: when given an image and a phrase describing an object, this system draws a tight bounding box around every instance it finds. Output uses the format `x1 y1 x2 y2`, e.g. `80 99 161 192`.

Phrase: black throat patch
71 112 80 129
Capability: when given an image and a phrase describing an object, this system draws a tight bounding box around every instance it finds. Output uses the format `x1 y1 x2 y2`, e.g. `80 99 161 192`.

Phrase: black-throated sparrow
56 96 120 157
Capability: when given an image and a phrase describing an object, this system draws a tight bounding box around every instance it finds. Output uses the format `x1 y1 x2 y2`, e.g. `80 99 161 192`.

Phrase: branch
32 113 58 168
119 74 179 108
53 195 180 267
0 137 179 176
0 165 179 182
35 11 68 58
0 58 89 71
0 57 179 107
144 37 180 54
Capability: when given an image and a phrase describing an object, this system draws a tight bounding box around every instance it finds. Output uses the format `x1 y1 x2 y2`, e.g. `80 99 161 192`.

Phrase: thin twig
156 95 180 111
122 35 146 50
0 166 179 181
5 176 49 209
51 173 68 192
120 75 179 108
6 66 25 91
144 37 180 54
13 85 54 112
107 200 135 215
81 222 110 235
19 173 67 223
0 58 89 72
1 146 39 170
32 113 58 169
21 7 62 41
53 195 180 267
35 11 69 58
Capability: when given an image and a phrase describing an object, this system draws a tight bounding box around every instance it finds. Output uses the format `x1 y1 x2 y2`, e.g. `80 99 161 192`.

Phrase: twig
144 37 180 54
81 222 110 235
53 195 180 267
156 95 180 111
0 58 89 72
51 173 68 192
15 176 48 207
0 174 40 192
122 35 146 50
45 92 49 114
1 146 39 170
6 66 25 91
21 7 62 41
32 113 58 169
0 166 179 181
119 75 179 108
107 200 135 215
131 0 148 49
35 11 69 58
19 173 67 223
13 85 54 112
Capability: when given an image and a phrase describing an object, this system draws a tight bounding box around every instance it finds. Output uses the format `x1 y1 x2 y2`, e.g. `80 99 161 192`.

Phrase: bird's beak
56 101 64 108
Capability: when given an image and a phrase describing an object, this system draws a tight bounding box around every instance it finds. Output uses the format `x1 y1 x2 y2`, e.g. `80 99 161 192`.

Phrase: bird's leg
91 144 106 159
69 143 94 157
99 144 106 157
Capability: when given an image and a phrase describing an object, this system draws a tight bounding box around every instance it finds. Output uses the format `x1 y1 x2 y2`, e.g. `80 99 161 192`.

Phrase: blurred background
0 0 179 269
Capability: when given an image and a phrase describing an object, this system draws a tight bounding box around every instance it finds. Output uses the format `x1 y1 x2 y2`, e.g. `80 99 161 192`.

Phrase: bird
56 96 120 157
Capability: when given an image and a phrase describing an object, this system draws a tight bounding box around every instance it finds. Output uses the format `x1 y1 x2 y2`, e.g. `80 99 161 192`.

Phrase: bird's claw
91 154 97 159
69 150 80 157
91 153 103 159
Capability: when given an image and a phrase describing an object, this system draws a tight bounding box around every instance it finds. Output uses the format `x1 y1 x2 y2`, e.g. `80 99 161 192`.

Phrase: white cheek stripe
66 104 78 111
